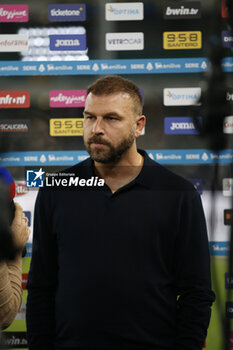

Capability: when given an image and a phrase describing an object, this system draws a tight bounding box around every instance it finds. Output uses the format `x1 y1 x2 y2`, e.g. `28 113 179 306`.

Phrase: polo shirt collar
84 149 158 190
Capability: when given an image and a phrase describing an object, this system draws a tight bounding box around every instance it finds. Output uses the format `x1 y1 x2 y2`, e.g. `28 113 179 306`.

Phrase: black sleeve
26 189 57 350
174 190 215 350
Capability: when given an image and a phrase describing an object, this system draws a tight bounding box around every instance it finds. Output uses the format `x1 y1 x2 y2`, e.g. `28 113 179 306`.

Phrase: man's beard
84 130 135 164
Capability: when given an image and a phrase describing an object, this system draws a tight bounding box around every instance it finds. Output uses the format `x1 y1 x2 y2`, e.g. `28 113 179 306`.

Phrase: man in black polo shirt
26 75 215 350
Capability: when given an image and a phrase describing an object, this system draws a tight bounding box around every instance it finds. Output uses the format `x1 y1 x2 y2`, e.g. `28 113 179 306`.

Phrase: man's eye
106 117 117 120
86 116 95 120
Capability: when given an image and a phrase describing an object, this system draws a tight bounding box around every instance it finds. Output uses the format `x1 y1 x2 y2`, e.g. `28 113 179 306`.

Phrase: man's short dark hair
86 75 143 115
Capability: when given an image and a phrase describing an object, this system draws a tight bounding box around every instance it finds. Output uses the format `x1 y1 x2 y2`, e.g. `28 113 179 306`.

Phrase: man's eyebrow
83 111 123 118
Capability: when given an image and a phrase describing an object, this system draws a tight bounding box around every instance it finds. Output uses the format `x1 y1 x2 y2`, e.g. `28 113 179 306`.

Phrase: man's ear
135 115 146 138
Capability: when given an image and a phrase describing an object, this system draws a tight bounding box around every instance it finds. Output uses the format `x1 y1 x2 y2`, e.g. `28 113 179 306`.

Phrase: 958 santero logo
50 118 83 136
163 31 202 49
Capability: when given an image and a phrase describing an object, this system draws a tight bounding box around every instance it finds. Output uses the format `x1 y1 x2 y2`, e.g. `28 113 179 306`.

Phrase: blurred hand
10 202 30 249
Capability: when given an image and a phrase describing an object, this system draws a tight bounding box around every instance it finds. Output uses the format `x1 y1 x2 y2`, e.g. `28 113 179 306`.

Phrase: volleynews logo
0 5 28 22
26 169 45 188
0 91 30 108
49 90 86 107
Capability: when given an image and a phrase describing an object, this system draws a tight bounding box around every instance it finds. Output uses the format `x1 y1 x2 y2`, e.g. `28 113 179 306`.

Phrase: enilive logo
0 91 30 108
49 34 86 51
163 1 201 19
105 3 143 21
163 88 201 106
222 30 233 48
223 116 233 134
106 32 144 51
0 34 28 52
0 5 28 22
164 116 201 134
50 90 86 108
48 4 86 22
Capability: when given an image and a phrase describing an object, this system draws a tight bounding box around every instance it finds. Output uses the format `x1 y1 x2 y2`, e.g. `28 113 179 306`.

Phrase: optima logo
106 32 144 51
50 90 86 108
0 5 28 22
48 4 86 22
163 1 201 19
163 31 202 49
163 88 201 106
164 117 201 134
0 91 30 108
105 3 143 21
49 34 86 51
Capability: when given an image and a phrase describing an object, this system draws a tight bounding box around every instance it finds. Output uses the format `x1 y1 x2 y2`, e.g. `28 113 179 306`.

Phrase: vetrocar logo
105 3 143 21
48 4 86 22
0 91 30 108
163 31 202 49
0 34 28 52
0 5 28 22
106 32 144 51
50 90 86 108
164 117 201 134
163 1 201 19
163 88 201 106
49 34 86 51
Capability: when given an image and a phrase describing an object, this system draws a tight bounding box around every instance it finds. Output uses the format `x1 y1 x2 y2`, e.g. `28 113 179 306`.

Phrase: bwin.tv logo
26 168 45 187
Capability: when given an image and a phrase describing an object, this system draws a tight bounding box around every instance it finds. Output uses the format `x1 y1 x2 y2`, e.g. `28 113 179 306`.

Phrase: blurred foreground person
27 75 215 350
0 198 29 329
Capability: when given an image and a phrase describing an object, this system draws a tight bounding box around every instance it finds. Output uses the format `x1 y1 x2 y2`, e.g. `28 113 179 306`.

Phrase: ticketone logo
0 91 30 108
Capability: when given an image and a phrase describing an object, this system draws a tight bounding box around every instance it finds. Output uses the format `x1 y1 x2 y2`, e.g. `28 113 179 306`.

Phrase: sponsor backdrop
0 0 232 349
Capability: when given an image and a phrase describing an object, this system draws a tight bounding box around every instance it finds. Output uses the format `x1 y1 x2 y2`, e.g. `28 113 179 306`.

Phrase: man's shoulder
143 152 195 192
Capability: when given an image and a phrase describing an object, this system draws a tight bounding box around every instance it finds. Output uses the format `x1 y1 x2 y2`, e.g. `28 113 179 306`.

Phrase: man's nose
92 117 104 134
